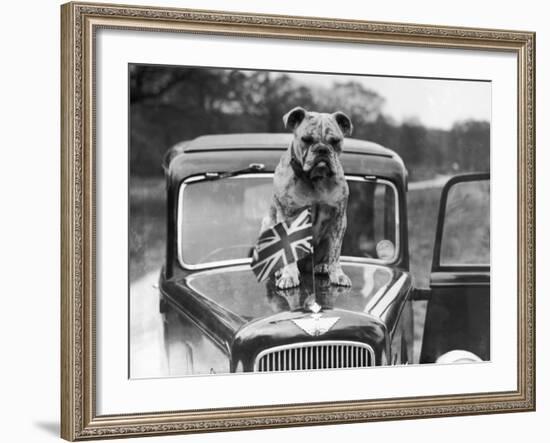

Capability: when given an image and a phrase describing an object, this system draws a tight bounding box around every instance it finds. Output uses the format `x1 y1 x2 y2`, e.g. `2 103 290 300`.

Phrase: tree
313 81 384 138
397 118 429 170
237 72 316 131
448 120 490 171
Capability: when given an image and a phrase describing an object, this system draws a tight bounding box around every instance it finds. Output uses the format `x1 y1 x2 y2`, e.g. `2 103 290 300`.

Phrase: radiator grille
254 341 375 372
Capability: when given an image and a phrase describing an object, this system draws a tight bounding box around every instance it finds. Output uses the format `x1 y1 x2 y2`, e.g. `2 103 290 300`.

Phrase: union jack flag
251 208 313 282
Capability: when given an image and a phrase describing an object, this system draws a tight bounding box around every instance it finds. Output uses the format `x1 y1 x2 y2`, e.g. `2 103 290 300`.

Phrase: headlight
436 350 482 364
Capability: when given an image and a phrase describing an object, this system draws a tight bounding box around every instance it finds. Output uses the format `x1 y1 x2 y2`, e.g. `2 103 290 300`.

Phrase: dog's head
283 107 353 180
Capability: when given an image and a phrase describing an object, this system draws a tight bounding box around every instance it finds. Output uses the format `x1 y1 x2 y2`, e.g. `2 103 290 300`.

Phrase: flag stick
310 244 315 299
310 206 316 300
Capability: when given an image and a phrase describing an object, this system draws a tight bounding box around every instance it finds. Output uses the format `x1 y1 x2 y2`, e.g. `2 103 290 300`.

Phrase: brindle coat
261 106 353 289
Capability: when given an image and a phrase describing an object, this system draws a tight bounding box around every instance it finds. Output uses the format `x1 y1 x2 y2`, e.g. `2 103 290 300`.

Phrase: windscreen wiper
203 163 266 181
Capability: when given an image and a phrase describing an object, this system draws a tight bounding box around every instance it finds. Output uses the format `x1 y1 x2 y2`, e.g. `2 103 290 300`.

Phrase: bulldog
261 106 353 289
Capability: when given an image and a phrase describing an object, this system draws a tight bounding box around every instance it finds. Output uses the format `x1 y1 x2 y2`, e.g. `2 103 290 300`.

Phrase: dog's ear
332 111 353 136
283 107 307 131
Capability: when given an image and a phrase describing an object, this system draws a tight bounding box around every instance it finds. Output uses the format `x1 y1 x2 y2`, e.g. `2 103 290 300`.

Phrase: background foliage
130 65 490 180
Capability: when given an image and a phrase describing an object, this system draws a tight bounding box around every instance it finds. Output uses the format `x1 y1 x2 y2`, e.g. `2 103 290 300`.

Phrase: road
408 174 452 191
129 271 169 379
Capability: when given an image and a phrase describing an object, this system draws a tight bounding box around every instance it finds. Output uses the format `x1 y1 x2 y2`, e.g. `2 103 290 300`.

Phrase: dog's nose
316 145 330 156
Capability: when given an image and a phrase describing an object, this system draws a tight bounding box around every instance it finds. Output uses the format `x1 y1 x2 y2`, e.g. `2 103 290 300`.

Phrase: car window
440 179 490 266
178 175 399 267
179 176 273 266
343 180 398 261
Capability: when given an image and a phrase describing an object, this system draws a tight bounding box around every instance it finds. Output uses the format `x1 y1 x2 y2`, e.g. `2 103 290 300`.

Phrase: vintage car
158 133 490 375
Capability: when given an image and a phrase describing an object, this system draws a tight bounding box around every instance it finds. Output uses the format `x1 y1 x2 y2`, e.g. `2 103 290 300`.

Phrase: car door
420 173 490 363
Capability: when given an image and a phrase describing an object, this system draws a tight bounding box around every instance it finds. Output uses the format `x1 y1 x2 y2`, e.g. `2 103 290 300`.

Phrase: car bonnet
183 263 408 323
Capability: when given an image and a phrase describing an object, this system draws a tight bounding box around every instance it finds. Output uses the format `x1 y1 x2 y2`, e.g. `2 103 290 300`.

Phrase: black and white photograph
129 64 491 378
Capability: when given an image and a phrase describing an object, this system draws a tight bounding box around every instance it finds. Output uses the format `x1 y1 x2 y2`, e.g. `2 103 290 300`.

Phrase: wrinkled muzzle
303 146 335 179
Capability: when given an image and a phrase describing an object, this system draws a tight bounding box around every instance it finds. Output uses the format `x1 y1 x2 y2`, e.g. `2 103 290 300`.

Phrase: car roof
166 133 407 186
182 133 396 157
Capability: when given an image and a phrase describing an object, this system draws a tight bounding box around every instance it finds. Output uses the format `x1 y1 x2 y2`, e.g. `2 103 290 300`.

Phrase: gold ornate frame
60 1 536 440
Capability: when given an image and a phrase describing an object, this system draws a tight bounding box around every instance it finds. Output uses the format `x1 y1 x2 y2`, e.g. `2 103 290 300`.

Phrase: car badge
292 314 340 337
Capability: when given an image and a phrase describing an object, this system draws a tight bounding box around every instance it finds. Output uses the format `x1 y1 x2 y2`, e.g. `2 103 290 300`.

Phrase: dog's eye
301 135 314 144
328 137 341 145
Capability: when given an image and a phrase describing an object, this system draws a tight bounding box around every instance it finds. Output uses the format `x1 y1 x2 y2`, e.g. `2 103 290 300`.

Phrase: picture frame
61 1 536 440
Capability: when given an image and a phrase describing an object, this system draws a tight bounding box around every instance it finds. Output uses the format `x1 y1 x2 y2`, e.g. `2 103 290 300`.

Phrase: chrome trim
438 262 491 268
253 340 375 372
366 273 409 317
177 173 400 270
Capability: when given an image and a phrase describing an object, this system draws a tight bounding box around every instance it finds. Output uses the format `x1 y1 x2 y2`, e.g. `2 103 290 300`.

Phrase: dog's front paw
329 266 352 287
276 274 300 289
275 263 300 289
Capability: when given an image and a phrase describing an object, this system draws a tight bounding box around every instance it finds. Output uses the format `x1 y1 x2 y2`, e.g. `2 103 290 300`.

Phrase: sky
288 72 491 131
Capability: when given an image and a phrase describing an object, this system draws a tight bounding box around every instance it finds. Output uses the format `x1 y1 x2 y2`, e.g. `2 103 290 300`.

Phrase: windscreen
179 175 398 266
